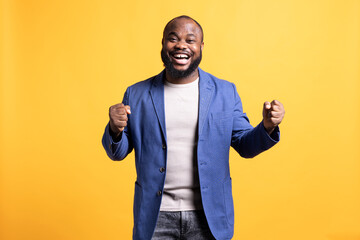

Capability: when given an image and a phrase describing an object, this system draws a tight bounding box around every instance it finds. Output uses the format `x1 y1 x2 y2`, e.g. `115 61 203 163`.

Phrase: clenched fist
109 103 131 138
262 100 285 135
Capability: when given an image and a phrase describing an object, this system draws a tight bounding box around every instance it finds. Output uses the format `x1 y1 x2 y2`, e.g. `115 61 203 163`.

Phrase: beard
161 48 202 79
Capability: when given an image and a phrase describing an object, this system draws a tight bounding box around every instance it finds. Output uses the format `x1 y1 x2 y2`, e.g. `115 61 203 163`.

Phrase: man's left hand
262 100 285 135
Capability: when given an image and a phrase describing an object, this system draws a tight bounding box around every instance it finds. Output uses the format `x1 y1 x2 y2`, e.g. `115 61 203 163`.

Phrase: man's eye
187 39 195 43
169 38 177 42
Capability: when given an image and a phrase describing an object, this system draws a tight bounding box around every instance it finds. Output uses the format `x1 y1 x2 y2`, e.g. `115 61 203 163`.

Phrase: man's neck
165 69 199 84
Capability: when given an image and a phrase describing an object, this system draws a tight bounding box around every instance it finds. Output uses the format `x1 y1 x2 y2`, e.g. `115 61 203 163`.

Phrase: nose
174 40 187 50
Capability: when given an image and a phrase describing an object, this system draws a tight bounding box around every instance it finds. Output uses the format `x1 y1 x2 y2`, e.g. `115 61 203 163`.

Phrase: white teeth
174 54 189 59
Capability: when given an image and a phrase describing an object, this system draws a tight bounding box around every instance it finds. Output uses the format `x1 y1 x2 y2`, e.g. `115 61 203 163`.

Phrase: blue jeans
152 210 216 240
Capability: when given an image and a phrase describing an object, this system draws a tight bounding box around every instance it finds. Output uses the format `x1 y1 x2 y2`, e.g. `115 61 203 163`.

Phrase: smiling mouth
173 54 189 59
171 53 191 65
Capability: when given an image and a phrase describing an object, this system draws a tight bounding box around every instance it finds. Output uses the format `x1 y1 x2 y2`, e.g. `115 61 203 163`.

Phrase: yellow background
1 0 359 239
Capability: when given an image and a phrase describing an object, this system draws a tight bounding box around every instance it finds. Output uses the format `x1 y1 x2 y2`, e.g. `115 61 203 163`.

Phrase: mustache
160 47 202 79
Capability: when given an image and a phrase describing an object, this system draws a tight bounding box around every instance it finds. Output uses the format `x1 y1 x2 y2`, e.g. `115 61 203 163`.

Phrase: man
102 15 285 240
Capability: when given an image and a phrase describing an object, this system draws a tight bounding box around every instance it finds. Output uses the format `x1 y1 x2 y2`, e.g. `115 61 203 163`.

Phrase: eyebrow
167 32 197 38
167 32 178 37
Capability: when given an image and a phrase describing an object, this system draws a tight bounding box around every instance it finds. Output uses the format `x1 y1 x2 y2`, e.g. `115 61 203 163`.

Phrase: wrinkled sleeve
230 83 280 158
102 88 133 160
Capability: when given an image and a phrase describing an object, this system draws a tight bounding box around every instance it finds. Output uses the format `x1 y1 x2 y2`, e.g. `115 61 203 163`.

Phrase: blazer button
159 167 165 173
162 144 166 149
157 190 162 196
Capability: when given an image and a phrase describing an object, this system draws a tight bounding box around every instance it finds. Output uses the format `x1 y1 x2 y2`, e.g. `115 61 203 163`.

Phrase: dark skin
162 18 204 84
108 17 285 138
109 103 130 139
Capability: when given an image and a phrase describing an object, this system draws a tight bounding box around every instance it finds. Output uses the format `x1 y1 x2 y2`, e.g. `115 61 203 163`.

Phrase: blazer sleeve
230 83 280 158
102 88 133 160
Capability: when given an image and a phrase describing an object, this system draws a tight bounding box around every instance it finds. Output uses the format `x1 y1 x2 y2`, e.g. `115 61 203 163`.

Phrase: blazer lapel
198 68 214 137
149 70 167 141
149 68 214 141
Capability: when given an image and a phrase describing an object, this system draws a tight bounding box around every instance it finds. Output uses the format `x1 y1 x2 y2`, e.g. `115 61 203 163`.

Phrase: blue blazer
102 68 279 240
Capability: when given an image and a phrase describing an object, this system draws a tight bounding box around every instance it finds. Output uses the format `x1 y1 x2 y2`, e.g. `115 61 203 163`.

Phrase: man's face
161 18 204 79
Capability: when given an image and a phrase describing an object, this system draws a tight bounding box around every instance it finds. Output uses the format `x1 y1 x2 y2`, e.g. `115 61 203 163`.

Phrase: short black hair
163 15 204 42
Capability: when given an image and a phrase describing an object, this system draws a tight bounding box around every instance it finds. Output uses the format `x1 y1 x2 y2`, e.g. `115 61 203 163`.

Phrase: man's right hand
109 103 131 138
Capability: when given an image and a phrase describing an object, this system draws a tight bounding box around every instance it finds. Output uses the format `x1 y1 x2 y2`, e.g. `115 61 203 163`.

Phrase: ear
201 42 204 51
161 38 164 46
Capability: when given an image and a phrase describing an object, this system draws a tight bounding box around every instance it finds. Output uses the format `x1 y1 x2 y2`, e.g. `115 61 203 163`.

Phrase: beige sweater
160 78 203 211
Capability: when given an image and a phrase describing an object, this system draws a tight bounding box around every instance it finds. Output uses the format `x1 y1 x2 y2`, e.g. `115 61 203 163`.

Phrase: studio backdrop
1 0 359 239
